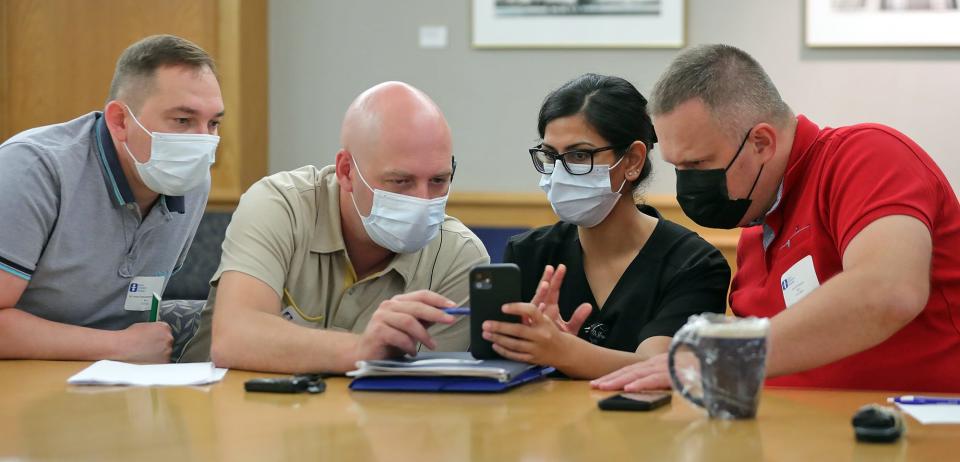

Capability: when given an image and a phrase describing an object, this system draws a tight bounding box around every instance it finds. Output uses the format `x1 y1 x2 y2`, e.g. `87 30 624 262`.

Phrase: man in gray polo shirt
0 35 223 363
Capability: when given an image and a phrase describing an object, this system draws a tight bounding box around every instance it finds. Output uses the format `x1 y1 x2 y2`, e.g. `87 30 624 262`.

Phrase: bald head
340 81 451 162
335 81 455 215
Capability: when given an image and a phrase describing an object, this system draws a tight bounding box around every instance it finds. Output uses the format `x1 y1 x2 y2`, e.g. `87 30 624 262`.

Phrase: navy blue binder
347 352 554 393
349 365 552 393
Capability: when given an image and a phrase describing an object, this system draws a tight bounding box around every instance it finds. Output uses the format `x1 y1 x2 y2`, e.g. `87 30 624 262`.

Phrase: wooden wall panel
0 1 8 144
208 0 268 207
1 0 218 136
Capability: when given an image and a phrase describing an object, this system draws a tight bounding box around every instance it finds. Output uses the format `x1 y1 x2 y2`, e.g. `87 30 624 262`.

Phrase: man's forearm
210 308 362 374
0 308 121 360
766 269 923 377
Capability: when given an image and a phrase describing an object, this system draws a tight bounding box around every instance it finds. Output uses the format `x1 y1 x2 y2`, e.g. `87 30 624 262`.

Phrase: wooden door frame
0 1 9 142
209 0 268 208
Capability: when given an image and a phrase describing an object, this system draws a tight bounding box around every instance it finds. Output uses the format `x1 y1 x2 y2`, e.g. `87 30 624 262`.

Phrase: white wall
269 0 960 195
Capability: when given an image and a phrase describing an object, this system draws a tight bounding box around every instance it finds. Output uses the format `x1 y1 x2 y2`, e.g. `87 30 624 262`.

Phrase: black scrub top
503 205 730 353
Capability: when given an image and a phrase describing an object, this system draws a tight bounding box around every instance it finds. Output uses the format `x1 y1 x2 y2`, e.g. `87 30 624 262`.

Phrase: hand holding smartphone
597 392 672 411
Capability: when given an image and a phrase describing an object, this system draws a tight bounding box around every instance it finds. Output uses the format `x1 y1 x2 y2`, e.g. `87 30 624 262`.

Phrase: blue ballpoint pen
442 307 470 316
888 395 960 405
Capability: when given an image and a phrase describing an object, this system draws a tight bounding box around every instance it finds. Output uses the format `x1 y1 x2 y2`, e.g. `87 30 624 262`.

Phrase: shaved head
340 81 451 165
334 81 455 256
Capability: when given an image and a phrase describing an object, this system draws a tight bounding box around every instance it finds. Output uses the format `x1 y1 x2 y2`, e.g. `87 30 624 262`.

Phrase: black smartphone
597 392 672 411
244 375 326 394
469 263 522 359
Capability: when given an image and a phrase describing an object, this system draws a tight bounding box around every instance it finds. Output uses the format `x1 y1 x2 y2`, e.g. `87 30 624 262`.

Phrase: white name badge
124 276 165 312
780 255 820 308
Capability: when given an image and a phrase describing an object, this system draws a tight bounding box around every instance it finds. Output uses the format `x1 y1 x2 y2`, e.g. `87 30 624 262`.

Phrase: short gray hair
650 44 792 142
107 35 217 109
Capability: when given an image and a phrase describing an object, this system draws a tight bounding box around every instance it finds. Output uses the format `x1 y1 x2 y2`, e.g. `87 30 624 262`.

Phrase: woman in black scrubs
481 74 730 379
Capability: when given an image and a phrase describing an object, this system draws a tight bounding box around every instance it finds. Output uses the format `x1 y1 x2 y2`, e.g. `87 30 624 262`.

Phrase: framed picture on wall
471 0 685 48
806 0 960 47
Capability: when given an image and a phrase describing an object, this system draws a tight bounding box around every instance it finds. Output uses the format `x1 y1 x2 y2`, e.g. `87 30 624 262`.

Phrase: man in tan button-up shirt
181 82 489 372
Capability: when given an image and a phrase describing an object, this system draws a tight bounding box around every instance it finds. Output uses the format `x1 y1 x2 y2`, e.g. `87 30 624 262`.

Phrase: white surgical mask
350 157 448 254
122 105 218 196
539 157 626 228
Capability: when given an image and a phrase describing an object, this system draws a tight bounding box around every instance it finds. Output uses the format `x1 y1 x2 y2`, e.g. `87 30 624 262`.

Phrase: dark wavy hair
538 73 657 188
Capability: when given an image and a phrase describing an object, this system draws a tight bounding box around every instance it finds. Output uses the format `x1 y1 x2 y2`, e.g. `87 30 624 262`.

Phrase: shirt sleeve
171 177 211 276
502 229 549 303
636 238 731 341
501 235 535 301
171 238 191 276
502 238 516 265
211 179 296 297
427 225 490 352
0 142 61 281
821 128 940 255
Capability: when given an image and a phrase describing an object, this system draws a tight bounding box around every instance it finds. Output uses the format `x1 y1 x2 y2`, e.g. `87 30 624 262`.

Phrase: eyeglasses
528 145 624 175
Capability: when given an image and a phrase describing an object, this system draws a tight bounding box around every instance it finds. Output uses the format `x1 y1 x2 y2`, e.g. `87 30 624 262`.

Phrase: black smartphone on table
597 392 672 411
244 374 326 394
468 263 522 359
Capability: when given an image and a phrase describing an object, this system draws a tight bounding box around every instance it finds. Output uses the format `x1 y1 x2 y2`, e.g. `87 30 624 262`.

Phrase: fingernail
482 332 491 340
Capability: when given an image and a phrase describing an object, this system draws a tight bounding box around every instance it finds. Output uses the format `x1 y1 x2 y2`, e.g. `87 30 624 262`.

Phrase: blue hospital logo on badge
124 276 165 312
781 279 789 291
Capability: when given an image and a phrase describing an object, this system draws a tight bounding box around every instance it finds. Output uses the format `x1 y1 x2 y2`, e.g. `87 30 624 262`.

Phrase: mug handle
668 336 705 409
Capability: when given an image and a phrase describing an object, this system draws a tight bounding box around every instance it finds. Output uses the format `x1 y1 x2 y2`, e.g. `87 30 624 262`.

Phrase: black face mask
675 131 764 229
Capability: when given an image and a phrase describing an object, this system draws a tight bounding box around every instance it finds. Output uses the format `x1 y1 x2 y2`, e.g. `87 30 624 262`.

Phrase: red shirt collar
782 115 822 195
760 115 821 234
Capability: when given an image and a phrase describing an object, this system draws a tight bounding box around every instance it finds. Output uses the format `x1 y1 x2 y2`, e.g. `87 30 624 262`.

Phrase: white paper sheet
895 403 960 425
67 360 228 387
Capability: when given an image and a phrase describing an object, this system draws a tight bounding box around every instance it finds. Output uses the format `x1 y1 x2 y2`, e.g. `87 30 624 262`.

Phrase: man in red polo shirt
593 44 960 392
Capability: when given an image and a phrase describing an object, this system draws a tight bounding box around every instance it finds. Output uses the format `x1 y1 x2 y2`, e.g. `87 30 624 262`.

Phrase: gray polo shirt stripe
93 117 129 206
0 257 32 280
92 116 185 214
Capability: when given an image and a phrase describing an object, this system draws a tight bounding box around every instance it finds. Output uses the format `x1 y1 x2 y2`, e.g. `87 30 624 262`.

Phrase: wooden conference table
0 361 956 462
